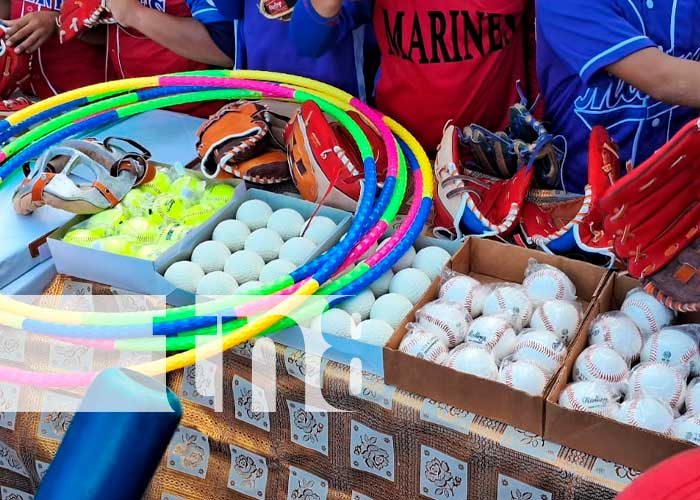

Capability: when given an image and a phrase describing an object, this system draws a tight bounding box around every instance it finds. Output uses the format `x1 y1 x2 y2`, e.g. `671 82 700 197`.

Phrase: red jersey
371 0 534 149
11 0 106 98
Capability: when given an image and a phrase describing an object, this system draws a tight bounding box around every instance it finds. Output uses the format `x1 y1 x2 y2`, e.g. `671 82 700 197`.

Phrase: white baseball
686 378 700 415
412 246 451 281
627 362 687 411
558 381 616 415
389 268 431 305
513 330 566 375
615 397 674 435
621 289 675 337
236 199 272 230
522 266 577 303
356 319 395 346
671 415 700 444
443 345 498 380
416 300 469 348
310 308 356 338
530 300 581 345
465 316 516 363
439 275 488 317
589 312 644 363
573 345 629 387
498 361 548 396
370 293 414 329
482 286 533 331
369 269 393 296
338 289 376 321
641 327 700 376
267 208 305 241
398 329 449 364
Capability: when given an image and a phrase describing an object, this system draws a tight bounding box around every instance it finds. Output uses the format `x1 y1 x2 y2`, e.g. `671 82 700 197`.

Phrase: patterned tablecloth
0 278 641 500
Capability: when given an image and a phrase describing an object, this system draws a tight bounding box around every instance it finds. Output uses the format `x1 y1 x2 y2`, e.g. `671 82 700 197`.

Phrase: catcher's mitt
284 100 363 212
600 117 700 279
196 101 290 183
0 22 30 100
13 137 153 215
518 126 619 257
59 0 116 44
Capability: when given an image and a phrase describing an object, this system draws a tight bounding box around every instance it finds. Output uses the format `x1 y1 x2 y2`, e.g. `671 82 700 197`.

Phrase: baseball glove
59 0 115 44
284 100 363 212
196 100 290 183
0 22 30 100
331 110 387 186
518 126 620 257
13 137 153 215
600 117 700 279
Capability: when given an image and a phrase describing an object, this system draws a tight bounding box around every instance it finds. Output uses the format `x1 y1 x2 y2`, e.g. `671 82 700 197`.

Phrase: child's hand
3 11 58 54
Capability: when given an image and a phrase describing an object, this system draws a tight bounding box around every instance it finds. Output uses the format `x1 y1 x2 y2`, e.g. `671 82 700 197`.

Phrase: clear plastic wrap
415 298 472 348
512 329 567 375
530 300 582 345
497 358 548 396
398 324 449 364
442 344 498 380
588 311 644 364
482 284 533 332
522 259 577 304
614 395 675 435
438 268 489 318
465 315 516 363
620 287 676 337
641 326 700 377
558 380 620 416
670 414 700 444
572 344 629 392
685 377 700 415
626 362 689 411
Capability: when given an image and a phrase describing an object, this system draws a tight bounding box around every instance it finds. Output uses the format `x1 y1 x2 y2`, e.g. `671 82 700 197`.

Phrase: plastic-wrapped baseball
369 269 393 296
196 271 238 296
164 261 204 293
416 300 469 348
498 360 548 396
614 396 674 434
573 345 629 387
482 286 533 331
627 362 687 411
412 246 451 281
398 329 449 364
389 268 431 305
558 381 617 415
513 330 567 375
338 289 376 321
244 228 284 262
259 258 296 283
190 240 231 273
370 293 413 329
686 378 700 415
356 319 395 346
641 327 700 376
212 219 250 252
267 208 305 240
588 312 644 363
300 216 336 245
236 199 272 230
466 316 516 363
439 275 488 317
530 300 581 345
621 289 675 337
444 345 498 380
224 250 265 284
671 415 700 444
310 308 356 338
522 265 577 303
279 237 317 267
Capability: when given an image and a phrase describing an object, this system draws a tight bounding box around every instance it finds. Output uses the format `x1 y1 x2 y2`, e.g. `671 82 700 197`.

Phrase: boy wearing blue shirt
537 0 700 193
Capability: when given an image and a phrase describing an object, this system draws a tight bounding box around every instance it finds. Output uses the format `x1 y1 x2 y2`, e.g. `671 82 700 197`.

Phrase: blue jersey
537 0 700 193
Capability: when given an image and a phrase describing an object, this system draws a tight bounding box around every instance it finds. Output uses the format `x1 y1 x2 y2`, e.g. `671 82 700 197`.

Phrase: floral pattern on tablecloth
166 426 209 479
0 384 19 431
0 486 33 500
497 474 552 500
233 376 270 432
419 445 468 499
288 400 328 456
0 328 25 363
228 445 268 499
350 420 394 481
287 466 328 500
38 392 80 442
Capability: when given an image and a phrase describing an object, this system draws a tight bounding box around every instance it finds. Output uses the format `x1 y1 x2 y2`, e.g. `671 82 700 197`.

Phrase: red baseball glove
0 22 30 99
59 0 115 44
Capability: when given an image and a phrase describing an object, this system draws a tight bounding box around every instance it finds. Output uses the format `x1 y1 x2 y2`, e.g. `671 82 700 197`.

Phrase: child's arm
4 10 58 54
0 0 10 20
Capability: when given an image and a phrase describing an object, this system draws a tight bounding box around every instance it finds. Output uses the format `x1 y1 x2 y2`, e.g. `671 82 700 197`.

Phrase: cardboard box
268 231 463 377
383 237 609 434
545 273 700 471
48 186 351 306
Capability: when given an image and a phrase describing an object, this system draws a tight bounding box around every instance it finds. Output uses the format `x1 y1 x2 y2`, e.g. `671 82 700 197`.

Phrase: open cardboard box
269 229 463 377
545 273 700 471
383 237 609 435
48 185 351 306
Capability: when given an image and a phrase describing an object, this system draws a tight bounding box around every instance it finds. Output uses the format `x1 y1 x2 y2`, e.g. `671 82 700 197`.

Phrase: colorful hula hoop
0 70 433 387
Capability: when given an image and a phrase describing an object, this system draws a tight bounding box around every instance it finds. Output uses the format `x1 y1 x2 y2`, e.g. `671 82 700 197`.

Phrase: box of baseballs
49 182 352 306
383 237 608 435
545 273 700 471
